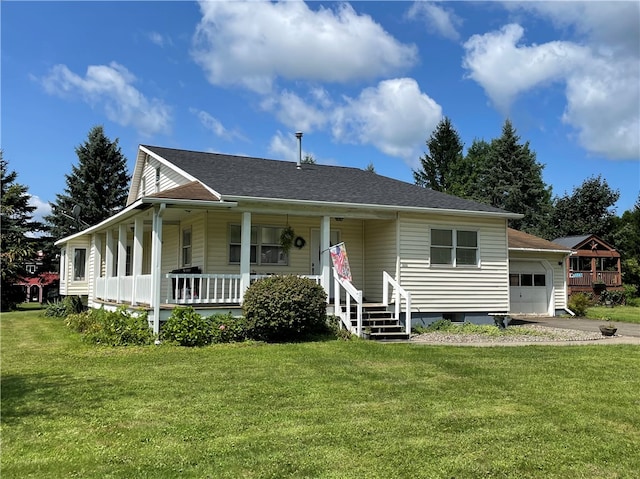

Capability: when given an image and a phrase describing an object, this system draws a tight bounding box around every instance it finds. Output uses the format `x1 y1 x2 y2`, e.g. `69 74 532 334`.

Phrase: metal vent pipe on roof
295 131 303 169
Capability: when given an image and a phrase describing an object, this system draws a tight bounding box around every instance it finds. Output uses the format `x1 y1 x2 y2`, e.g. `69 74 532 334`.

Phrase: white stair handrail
382 271 412 335
333 268 363 337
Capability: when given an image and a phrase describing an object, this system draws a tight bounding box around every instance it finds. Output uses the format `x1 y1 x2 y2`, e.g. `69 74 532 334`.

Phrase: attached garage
507 229 573 317
509 261 550 314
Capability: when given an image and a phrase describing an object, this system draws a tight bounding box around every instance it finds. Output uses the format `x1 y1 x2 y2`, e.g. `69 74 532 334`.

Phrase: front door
310 229 340 298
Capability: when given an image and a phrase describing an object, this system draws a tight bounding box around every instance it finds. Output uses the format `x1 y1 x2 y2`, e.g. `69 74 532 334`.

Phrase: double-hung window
229 224 288 265
430 229 478 267
73 248 87 281
182 228 192 266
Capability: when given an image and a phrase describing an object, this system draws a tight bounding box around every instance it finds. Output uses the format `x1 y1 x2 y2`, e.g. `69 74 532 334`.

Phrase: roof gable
553 234 618 252
141 145 517 216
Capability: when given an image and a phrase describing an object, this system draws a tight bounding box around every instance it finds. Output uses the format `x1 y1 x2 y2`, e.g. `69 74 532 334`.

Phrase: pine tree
45 126 129 240
1 152 41 310
451 138 491 200
413 117 464 193
476 120 552 234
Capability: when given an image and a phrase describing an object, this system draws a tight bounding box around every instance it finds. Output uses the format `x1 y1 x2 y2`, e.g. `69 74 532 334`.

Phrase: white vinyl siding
62 237 92 297
139 156 186 198
400 214 509 313
363 219 396 302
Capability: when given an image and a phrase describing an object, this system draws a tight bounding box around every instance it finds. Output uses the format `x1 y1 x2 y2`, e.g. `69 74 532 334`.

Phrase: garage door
510 261 549 314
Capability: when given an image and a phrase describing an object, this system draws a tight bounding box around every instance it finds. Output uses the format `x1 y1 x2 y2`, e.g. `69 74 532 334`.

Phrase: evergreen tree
547 175 620 240
301 154 316 164
1 152 41 310
364 162 376 173
45 126 129 240
475 120 552 234
451 138 491 200
413 117 464 193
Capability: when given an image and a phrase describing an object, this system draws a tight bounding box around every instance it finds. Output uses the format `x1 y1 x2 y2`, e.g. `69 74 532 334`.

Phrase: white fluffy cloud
462 21 639 160
332 78 442 160
192 0 417 93
41 62 171 136
261 89 329 133
190 108 244 141
406 1 461 41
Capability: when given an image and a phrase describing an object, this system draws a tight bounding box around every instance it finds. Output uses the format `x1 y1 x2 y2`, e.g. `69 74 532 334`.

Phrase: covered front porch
86 199 410 337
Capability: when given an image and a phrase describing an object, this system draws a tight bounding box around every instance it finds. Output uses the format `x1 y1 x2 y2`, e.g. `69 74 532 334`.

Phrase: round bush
161 307 212 346
242 275 327 342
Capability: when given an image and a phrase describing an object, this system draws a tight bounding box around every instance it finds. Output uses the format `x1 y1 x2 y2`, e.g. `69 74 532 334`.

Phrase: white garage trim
509 259 555 316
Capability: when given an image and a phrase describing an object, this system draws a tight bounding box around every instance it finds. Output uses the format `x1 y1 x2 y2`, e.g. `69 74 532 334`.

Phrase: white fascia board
55 200 149 246
141 197 237 208
509 247 572 255
222 194 524 220
139 145 222 200
55 197 239 246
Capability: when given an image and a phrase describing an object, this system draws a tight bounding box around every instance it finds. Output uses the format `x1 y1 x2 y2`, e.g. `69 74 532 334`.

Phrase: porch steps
341 303 410 341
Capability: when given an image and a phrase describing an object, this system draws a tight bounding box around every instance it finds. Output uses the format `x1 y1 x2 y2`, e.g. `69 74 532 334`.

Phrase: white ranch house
56 144 572 338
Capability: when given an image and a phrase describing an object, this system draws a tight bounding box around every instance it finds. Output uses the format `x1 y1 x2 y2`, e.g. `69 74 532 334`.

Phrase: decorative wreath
294 236 306 249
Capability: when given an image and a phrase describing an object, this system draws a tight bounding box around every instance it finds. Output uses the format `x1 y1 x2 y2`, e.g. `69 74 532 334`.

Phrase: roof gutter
509 247 572 254
55 197 237 246
221 194 523 219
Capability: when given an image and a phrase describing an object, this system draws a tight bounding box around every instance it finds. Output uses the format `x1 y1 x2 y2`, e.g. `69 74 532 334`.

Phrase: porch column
92 233 102 304
131 217 144 306
240 211 252 301
117 224 127 303
105 230 115 301
151 204 165 335
320 216 331 298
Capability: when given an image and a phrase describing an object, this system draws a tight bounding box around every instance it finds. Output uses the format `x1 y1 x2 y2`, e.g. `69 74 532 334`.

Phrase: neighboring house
553 234 623 297
16 272 59 303
55 143 571 337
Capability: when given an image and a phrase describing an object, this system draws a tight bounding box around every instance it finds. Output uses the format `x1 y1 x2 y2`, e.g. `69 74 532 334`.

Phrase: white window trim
73 247 87 281
429 228 480 268
182 227 192 267
229 224 289 266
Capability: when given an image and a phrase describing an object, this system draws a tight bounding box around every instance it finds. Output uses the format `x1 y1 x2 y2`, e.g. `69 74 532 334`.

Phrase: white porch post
92 233 102 303
105 230 114 300
240 211 251 301
117 224 127 303
320 216 331 298
131 217 144 306
151 204 165 334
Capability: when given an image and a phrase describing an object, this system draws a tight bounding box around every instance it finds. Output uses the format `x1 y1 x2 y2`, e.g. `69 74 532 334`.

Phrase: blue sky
3 1 639 225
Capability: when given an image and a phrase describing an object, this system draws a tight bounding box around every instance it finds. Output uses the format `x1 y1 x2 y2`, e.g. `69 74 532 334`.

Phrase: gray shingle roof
552 235 592 248
143 145 513 215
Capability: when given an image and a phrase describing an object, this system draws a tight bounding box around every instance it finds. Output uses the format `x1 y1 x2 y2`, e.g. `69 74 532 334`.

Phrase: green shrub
44 295 85 318
568 292 591 317
161 307 213 347
242 275 327 342
427 319 453 331
65 306 154 346
65 310 95 333
209 313 248 344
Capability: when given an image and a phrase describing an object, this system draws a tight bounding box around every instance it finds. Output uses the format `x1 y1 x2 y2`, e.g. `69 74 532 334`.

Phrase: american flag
329 242 352 282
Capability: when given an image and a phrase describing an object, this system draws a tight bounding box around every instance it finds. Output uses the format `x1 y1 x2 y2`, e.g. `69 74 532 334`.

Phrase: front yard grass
2 309 639 478
586 305 640 324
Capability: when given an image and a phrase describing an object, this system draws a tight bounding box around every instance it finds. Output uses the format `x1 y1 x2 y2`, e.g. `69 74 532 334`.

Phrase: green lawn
586 305 640 324
2 310 639 478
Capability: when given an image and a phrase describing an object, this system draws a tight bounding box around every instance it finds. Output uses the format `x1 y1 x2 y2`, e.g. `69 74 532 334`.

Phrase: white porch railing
382 271 412 335
164 273 324 305
166 273 242 304
95 275 152 305
333 268 363 337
